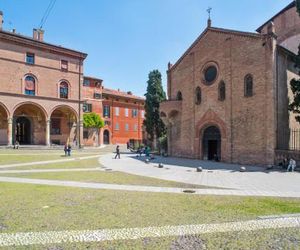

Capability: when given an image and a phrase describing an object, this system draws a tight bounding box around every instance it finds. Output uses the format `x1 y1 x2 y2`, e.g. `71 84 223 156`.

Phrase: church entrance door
202 126 221 161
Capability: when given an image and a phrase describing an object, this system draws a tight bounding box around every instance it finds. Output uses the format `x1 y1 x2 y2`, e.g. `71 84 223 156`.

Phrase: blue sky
1 0 293 96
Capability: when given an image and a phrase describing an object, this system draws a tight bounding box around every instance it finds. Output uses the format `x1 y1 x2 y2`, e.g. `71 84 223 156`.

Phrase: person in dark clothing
115 145 120 159
67 144 72 156
127 142 130 150
64 143 68 156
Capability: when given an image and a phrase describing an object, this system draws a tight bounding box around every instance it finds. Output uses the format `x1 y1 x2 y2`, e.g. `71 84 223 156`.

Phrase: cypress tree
144 70 166 145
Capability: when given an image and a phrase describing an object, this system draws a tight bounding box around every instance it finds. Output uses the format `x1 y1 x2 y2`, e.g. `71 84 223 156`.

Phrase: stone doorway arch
13 102 47 145
202 126 221 161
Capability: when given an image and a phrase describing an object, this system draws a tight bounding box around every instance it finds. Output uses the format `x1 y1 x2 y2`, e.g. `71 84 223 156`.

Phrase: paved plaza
100 153 300 195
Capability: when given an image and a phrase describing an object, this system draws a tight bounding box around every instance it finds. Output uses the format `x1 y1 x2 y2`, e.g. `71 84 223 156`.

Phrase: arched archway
0 103 9 145
50 105 78 146
202 126 221 161
13 102 47 145
103 130 110 145
15 116 31 144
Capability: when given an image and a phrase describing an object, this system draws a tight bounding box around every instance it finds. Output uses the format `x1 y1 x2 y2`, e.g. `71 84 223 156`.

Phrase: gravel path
0 216 299 247
0 176 300 197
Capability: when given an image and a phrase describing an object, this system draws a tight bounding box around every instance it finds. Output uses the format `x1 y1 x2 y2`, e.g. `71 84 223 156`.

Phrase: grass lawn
0 170 211 189
1 182 300 235
0 151 101 165
0 158 101 170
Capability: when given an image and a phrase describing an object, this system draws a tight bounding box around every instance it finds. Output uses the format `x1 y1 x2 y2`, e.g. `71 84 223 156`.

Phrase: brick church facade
0 11 144 148
160 2 300 165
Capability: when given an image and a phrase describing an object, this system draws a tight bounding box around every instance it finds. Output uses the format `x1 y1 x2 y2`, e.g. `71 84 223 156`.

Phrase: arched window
195 87 201 105
24 75 36 96
244 74 253 97
60 81 69 99
176 91 182 101
218 81 225 101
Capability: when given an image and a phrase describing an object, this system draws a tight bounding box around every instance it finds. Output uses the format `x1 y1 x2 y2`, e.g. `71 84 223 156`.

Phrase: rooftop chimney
33 28 44 41
0 11 3 30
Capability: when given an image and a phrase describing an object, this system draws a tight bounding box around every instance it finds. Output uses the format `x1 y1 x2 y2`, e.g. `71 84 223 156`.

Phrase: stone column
167 123 172 156
46 120 51 146
7 117 13 146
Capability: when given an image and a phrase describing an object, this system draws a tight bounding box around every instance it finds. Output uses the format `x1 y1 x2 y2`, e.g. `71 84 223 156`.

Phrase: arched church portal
202 126 221 161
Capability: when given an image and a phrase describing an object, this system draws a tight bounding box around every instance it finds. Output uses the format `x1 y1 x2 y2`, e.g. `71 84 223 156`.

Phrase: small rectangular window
125 108 129 117
134 124 138 131
83 103 92 113
132 109 138 118
115 107 119 116
26 53 35 64
83 79 90 86
125 123 129 131
94 93 102 99
103 105 110 118
141 110 145 118
115 122 119 131
61 60 68 71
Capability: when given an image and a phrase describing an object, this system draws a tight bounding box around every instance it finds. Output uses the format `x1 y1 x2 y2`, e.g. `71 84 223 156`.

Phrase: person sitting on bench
287 158 296 172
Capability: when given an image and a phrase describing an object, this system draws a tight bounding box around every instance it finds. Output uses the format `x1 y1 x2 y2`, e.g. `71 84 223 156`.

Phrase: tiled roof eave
0 30 87 59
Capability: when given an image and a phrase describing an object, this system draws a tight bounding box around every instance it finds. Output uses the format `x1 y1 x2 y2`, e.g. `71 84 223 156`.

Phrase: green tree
288 1 300 122
83 112 104 128
144 70 166 144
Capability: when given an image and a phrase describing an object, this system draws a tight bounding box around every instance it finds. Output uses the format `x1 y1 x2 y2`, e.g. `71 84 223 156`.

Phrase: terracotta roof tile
103 88 145 101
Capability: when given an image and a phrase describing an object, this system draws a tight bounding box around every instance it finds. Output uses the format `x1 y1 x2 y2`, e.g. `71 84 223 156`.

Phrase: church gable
170 27 263 73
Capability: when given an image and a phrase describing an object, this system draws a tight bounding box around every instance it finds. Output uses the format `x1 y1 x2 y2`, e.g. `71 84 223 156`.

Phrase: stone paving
100 153 300 193
0 216 299 247
0 176 300 198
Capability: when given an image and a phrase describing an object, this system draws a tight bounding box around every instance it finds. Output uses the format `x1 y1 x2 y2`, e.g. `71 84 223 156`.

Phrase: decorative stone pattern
0 217 299 247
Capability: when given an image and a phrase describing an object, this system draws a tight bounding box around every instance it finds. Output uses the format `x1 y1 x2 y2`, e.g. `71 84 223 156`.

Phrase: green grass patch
1 158 101 170
0 182 300 234
0 170 210 189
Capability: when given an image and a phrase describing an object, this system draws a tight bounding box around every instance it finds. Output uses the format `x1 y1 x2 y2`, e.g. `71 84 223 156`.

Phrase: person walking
114 145 120 159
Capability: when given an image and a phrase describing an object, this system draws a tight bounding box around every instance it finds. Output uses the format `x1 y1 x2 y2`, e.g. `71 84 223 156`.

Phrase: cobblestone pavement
0 216 299 247
100 153 300 193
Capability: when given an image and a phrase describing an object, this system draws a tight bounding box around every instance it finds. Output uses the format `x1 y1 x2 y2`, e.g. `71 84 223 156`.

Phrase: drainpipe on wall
78 58 82 148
